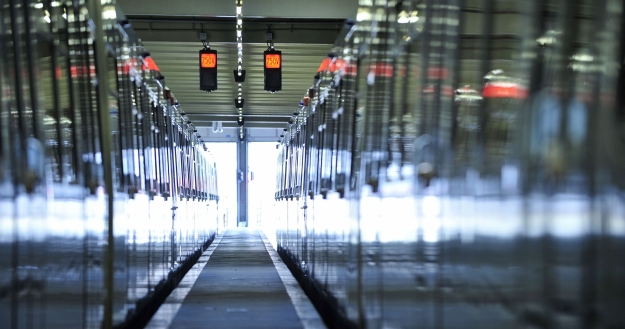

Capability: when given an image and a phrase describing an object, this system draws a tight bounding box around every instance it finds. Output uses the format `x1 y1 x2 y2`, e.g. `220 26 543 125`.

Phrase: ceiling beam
117 0 357 19
126 16 346 44
188 113 292 127
196 121 288 129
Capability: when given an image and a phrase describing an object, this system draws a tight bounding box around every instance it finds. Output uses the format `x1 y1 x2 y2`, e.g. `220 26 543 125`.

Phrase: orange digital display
265 53 281 69
201 53 217 68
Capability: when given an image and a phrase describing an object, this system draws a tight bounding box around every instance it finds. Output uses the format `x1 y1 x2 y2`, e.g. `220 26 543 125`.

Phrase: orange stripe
317 58 331 72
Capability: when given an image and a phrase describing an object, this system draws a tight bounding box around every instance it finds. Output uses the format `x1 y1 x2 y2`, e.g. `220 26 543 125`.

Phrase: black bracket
233 69 246 82
235 98 245 108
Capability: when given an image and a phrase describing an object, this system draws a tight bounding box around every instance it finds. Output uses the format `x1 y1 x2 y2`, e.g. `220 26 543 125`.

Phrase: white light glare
356 10 372 22
237 19 242 25
572 53 594 62
236 6 241 14
102 6 116 20
237 31 242 37
422 196 441 217
409 10 419 23
34 3 43 8
398 10 419 23
398 10 409 23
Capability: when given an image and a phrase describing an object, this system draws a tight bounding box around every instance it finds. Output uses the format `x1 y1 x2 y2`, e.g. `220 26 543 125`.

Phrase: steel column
237 129 248 227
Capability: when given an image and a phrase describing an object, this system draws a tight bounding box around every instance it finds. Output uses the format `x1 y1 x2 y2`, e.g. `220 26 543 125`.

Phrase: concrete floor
166 229 306 329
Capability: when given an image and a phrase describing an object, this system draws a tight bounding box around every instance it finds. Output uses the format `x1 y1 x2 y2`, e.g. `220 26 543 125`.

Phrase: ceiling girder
127 16 346 44
116 0 357 20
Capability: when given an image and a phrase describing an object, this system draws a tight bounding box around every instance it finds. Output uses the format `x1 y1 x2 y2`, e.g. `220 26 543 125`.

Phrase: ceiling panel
117 0 357 19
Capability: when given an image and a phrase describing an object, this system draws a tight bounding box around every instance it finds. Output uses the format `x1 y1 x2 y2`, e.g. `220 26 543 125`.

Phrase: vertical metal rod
65 6 82 184
478 0 494 163
8 0 28 325
88 0 113 327
9 0 28 185
50 19 64 181
237 128 248 227
23 0 42 141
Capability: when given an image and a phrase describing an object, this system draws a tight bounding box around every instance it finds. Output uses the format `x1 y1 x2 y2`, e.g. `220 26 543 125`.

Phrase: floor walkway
146 228 324 329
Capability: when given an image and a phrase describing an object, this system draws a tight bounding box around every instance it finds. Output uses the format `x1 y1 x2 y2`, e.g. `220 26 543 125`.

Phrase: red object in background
428 66 448 80
344 63 357 76
483 82 527 99
145 57 161 71
331 59 345 72
317 58 331 72
370 63 393 77
120 58 137 74
70 65 96 78
317 57 358 76
69 57 160 78
317 58 345 73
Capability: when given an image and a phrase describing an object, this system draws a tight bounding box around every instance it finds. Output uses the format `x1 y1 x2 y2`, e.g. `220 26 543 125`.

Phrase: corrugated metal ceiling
143 41 332 127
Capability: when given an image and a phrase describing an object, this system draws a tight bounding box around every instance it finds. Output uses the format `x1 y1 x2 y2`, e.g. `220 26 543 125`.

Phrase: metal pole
88 0 114 327
237 129 248 227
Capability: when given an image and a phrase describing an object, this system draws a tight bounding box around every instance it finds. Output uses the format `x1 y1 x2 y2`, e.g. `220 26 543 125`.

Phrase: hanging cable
236 0 245 140
236 1 243 78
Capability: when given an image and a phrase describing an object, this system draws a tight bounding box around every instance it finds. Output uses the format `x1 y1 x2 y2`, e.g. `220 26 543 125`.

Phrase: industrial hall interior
2 0 625 328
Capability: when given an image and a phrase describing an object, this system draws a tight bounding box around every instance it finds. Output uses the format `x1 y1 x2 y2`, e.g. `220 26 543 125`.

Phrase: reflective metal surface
275 0 625 328
0 0 219 328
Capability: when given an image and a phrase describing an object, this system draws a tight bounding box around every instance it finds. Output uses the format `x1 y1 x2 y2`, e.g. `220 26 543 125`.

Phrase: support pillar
237 129 248 227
